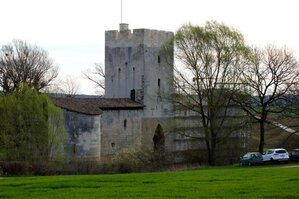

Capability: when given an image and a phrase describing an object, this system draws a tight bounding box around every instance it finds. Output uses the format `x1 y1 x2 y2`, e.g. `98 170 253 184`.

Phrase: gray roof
51 97 144 115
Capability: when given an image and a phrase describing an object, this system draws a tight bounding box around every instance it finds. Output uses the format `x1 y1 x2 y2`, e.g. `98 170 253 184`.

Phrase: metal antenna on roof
119 0 128 30
121 0 123 23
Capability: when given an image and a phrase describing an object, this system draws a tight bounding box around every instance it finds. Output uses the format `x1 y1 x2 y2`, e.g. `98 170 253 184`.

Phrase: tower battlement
105 28 173 47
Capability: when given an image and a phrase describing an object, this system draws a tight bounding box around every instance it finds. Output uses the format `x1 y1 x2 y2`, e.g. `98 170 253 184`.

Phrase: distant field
0 165 298 198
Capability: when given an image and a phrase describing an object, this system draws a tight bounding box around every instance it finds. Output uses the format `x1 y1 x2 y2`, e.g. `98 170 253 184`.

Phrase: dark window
73 144 76 154
141 75 144 89
267 150 274 154
158 78 161 87
276 150 287 154
158 55 161 63
118 68 121 72
130 89 135 101
111 143 115 148
124 119 127 129
133 67 135 71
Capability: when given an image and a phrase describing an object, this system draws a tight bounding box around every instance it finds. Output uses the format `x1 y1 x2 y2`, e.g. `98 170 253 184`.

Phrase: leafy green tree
48 99 66 161
0 84 65 162
165 21 250 165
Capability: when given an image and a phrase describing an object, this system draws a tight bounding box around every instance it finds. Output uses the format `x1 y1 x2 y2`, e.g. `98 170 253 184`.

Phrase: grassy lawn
0 165 298 198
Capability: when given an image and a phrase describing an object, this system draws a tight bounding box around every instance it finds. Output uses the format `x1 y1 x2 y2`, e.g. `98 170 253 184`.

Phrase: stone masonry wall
105 28 174 118
63 110 101 159
100 109 143 159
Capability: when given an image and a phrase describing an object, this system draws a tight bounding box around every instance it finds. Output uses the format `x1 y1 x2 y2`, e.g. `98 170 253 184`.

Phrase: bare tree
44 75 80 97
82 63 105 94
238 45 299 153
167 21 250 165
0 39 59 93
60 76 80 96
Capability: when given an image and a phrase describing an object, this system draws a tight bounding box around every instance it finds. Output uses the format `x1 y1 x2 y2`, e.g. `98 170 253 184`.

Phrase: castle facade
52 24 247 163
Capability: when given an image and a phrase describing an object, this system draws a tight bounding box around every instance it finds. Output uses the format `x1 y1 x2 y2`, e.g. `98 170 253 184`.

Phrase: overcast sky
1 0 298 94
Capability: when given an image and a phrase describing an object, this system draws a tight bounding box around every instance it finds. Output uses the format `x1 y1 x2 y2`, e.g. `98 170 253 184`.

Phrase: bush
30 162 51 176
0 161 30 176
112 145 174 173
65 158 102 174
0 160 71 176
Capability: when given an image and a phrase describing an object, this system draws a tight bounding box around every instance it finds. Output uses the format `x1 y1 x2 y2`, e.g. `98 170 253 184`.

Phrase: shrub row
0 161 66 176
0 145 245 176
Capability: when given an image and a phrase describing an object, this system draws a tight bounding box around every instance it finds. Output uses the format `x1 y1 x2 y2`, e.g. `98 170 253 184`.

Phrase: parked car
262 148 289 163
289 149 299 162
240 152 264 166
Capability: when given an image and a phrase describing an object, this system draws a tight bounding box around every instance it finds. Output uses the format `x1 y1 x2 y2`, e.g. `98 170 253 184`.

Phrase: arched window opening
153 124 165 151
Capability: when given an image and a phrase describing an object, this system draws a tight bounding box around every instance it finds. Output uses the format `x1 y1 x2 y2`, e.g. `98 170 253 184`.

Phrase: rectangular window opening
124 119 127 129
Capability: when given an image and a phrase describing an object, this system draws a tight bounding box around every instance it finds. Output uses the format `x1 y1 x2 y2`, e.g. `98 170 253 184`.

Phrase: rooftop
51 97 144 115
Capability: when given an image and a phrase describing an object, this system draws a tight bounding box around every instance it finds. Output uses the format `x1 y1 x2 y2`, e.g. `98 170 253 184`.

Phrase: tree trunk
259 120 265 154
205 136 216 166
209 147 216 166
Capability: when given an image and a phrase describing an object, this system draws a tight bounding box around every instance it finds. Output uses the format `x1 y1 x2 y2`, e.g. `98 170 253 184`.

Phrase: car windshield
254 153 261 157
243 154 251 158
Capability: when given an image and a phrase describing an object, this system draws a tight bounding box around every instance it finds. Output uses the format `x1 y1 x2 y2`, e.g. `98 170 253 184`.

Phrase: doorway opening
153 124 165 151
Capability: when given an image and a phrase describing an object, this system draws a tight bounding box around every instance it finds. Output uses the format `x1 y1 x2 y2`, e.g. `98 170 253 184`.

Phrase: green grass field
0 165 298 198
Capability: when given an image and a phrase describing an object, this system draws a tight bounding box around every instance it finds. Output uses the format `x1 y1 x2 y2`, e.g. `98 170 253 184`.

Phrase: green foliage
171 21 251 165
0 84 65 162
112 145 172 173
47 98 66 161
0 166 298 198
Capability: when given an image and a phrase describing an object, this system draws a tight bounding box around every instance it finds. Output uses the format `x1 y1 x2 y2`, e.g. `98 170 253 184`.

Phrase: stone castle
52 24 247 163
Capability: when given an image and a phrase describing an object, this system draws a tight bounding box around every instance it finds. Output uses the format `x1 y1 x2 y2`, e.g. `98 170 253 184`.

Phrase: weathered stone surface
63 110 101 159
105 28 174 117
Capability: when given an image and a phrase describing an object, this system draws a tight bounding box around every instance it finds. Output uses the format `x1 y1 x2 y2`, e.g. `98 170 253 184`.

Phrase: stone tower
105 24 174 117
